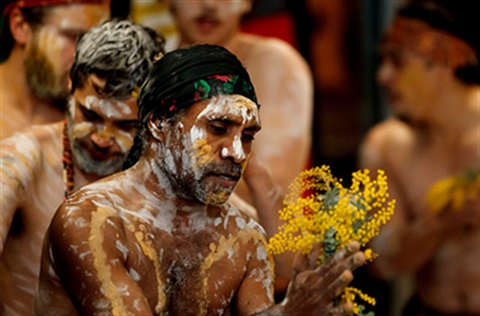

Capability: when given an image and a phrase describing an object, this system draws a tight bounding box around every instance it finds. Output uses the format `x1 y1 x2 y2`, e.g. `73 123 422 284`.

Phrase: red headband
383 17 478 68
3 0 111 17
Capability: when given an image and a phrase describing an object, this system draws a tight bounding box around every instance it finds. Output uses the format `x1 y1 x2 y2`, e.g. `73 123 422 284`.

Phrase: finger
326 300 354 316
318 241 364 276
307 242 323 269
310 268 353 302
292 251 309 276
293 242 324 274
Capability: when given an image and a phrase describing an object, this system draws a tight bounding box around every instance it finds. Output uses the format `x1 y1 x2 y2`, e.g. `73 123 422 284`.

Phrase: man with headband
164 0 314 225
0 19 164 314
359 0 480 315
0 0 110 139
36 44 366 315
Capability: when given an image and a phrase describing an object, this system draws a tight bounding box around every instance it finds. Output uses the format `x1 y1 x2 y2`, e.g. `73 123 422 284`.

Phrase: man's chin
203 190 232 205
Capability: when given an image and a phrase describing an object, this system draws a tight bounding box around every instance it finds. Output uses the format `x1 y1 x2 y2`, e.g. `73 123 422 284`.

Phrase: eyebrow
88 78 112 97
211 117 261 132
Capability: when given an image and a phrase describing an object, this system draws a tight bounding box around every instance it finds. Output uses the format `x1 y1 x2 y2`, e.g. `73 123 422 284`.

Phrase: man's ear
147 119 165 142
9 7 32 46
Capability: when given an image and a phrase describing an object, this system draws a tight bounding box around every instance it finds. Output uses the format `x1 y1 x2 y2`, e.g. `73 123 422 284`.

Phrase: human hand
280 241 365 316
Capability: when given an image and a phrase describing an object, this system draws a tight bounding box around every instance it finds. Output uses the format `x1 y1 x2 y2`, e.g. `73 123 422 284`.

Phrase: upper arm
48 204 152 315
233 231 275 315
248 40 314 190
0 134 40 251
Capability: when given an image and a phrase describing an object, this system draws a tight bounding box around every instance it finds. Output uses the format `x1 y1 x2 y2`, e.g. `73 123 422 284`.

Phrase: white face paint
84 95 133 119
66 82 138 177
154 94 259 205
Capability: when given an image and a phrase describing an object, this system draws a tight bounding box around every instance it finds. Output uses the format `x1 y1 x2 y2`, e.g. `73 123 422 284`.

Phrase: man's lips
208 172 241 188
195 16 219 33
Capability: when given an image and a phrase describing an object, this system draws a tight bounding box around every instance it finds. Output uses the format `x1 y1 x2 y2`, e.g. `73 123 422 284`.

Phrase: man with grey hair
0 18 164 314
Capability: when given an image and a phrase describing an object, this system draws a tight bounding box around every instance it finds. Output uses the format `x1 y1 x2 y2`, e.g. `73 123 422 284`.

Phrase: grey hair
69 18 165 98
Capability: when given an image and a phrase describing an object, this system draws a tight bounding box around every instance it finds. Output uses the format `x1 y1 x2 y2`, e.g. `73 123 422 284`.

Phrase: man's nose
221 136 246 164
91 128 114 148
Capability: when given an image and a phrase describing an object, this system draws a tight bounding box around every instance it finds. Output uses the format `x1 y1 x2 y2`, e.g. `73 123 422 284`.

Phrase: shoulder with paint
1 122 63 176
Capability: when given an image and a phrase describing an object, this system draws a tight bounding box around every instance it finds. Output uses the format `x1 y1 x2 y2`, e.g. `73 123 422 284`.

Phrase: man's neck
431 83 479 132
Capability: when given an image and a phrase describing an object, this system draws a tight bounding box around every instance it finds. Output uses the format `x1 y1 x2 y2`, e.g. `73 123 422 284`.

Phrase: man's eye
80 107 102 121
208 123 227 135
242 133 255 144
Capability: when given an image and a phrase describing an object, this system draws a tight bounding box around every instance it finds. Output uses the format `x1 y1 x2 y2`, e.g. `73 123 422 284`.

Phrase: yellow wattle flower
267 166 395 315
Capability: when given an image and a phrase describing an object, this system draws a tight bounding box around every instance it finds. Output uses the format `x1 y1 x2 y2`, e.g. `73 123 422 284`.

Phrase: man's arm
235 38 314 205
43 203 153 315
234 236 365 316
240 152 294 292
0 133 40 252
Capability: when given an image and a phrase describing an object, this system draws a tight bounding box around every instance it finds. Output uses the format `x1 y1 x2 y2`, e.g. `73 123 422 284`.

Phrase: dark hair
398 0 480 83
0 4 50 60
123 44 258 169
70 18 165 98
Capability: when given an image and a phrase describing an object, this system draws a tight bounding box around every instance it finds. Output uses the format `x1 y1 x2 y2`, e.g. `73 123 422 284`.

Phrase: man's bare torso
367 118 480 313
0 122 64 314
36 177 274 315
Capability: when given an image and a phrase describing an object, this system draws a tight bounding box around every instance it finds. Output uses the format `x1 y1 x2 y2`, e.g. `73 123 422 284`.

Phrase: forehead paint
194 95 258 162
197 95 259 125
84 96 133 119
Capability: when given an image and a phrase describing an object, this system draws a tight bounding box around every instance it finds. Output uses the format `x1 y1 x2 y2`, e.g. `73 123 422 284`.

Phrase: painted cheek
37 26 68 74
72 122 95 139
192 138 214 170
68 99 76 118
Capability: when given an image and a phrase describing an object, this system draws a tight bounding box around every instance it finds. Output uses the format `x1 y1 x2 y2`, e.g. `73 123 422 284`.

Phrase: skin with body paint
166 0 314 222
0 75 138 315
35 94 365 315
0 3 110 139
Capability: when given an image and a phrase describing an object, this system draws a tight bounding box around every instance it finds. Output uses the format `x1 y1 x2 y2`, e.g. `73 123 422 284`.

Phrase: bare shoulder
240 34 311 75
1 122 62 151
361 118 414 153
48 182 127 257
359 118 415 168
222 203 266 237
